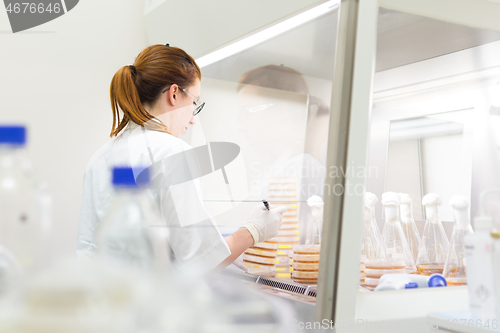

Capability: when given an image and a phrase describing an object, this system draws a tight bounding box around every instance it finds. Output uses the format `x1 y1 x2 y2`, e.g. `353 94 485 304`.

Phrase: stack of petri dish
268 177 300 279
291 245 320 285
364 258 406 290
360 259 366 288
243 238 278 277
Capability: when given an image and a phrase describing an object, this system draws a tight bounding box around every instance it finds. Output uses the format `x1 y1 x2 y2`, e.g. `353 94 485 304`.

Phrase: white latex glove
243 205 287 245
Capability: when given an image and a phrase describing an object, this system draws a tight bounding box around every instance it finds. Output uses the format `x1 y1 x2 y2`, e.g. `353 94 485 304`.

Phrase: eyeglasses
162 85 205 116
180 88 205 116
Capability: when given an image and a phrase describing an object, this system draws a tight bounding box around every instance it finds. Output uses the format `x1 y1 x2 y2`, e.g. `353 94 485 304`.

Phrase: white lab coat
76 121 231 275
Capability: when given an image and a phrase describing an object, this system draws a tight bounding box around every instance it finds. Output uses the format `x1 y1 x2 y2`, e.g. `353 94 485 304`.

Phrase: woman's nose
189 116 196 125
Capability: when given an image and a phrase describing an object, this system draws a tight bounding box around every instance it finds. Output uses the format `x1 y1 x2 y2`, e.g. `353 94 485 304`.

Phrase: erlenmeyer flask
399 193 421 262
443 196 472 285
379 192 416 273
365 192 381 242
416 193 450 275
361 196 380 261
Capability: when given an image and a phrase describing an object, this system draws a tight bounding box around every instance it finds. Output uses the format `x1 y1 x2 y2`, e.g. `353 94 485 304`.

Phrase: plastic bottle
465 191 496 318
398 193 421 262
96 167 170 272
375 273 447 291
379 192 416 274
416 193 450 275
0 126 50 272
443 196 473 286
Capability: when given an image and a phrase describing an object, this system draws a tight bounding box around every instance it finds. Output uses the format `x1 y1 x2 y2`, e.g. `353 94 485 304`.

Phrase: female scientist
76 44 286 274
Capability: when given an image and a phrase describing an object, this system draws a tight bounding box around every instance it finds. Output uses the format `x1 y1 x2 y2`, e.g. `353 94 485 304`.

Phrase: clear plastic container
293 244 321 254
253 240 279 250
0 126 51 272
278 229 299 236
292 253 320 262
365 268 406 279
242 253 277 265
278 243 299 250
282 217 299 223
379 192 417 273
243 260 276 276
245 247 277 257
292 270 318 279
277 249 292 256
276 236 300 243
276 256 290 265
292 278 317 285
280 222 299 230
416 193 450 275
365 278 380 287
364 258 406 270
443 196 472 286
399 193 421 262
292 262 319 271
283 211 298 217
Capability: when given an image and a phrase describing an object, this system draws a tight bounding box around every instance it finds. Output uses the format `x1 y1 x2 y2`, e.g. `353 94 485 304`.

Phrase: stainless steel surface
219 269 318 299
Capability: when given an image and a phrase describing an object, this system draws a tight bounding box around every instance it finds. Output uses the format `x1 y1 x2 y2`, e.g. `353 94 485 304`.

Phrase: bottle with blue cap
0 125 51 272
95 167 170 271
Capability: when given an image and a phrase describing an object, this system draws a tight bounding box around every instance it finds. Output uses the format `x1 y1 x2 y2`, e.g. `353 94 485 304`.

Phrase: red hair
109 45 201 137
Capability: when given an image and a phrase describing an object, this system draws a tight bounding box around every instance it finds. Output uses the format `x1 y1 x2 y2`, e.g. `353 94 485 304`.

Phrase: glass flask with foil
379 192 416 274
399 193 421 262
416 193 450 275
443 196 472 286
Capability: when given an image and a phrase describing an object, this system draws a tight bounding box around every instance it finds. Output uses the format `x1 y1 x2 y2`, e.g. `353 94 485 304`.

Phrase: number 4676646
6 3 61 14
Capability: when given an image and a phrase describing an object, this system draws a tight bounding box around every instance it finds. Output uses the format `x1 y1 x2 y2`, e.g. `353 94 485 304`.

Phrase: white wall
0 1 149 259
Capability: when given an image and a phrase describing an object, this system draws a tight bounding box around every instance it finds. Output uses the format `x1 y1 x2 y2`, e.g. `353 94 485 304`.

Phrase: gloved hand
243 205 287 245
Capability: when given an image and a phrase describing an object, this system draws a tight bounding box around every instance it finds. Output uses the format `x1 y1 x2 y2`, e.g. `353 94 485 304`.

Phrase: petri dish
277 236 301 243
243 253 277 265
292 270 319 279
292 253 320 262
364 258 406 270
245 247 277 257
292 262 319 271
278 229 300 236
365 268 406 279
292 244 321 254
292 278 318 285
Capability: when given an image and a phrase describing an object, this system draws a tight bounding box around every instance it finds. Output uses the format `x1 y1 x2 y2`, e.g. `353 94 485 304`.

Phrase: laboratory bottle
398 193 421 262
96 167 170 272
416 193 450 275
465 215 495 318
0 126 51 272
305 195 323 245
379 192 416 273
443 196 472 286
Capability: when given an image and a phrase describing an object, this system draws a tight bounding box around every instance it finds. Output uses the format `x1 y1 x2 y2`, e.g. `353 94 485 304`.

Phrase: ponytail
109 45 201 137
109 65 171 137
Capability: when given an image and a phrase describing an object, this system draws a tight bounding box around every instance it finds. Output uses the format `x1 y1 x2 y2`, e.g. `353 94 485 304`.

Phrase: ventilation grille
219 269 317 299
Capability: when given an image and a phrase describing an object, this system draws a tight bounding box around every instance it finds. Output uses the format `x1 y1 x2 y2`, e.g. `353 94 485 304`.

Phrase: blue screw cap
405 282 418 289
0 126 26 145
428 274 447 287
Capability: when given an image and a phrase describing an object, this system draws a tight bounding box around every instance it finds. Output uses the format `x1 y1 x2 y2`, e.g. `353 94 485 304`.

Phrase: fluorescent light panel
196 0 339 68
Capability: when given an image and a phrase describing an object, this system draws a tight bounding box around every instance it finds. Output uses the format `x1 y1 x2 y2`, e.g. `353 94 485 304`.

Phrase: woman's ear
166 84 179 106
